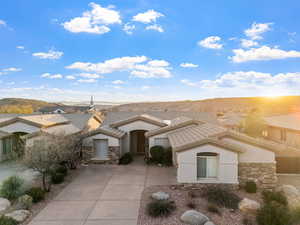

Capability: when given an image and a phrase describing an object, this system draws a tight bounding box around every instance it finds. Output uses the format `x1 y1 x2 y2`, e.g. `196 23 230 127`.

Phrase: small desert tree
241 109 266 137
23 133 81 191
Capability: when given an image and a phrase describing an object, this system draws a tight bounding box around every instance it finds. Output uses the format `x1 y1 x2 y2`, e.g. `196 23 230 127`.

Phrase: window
197 152 218 179
262 130 268 137
280 129 286 141
154 138 170 148
2 137 12 155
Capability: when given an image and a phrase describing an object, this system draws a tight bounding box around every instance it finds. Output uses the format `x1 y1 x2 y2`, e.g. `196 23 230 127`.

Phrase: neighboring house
218 112 245 131
0 113 102 161
264 113 300 173
82 112 299 188
39 106 90 114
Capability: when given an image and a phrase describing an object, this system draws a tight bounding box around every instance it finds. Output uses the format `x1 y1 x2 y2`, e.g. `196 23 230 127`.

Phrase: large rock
5 210 30 222
276 185 300 209
0 197 11 213
181 210 209 225
204 222 215 225
238 198 260 214
151 191 170 201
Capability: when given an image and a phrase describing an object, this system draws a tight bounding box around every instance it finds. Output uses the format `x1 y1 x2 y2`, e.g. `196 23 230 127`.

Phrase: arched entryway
130 130 148 155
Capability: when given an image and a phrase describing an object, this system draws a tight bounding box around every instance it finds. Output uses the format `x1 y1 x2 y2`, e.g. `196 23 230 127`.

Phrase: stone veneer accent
81 146 120 164
238 162 277 189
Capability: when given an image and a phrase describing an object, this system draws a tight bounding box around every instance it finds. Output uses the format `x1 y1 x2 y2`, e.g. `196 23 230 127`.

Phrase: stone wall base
238 162 277 189
178 183 239 191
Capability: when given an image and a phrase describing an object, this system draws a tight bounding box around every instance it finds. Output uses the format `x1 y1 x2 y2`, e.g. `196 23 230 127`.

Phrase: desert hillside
0 98 58 114
110 96 300 116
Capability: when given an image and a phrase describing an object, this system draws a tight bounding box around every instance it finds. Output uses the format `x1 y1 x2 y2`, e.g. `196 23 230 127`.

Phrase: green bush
290 207 300 225
207 203 221 215
51 173 65 184
262 190 287 206
0 216 18 225
162 148 173 166
0 176 24 200
119 152 133 165
201 186 241 209
146 200 176 217
150 145 164 163
56 165 68 176
243 216 254 225
25 187 45 203
245 181 257 193
256 201 291 225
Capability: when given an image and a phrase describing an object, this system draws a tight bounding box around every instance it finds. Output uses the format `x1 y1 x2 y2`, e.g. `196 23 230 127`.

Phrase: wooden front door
136 131 146 154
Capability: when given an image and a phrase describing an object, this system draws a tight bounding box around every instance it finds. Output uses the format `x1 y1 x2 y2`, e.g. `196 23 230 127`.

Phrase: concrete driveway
28 158 177 225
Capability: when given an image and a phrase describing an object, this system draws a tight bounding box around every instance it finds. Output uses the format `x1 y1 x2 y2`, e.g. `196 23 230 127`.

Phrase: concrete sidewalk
28 158 176 225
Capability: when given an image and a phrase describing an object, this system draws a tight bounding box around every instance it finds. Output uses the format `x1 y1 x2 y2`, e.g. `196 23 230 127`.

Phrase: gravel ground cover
138 185 261 225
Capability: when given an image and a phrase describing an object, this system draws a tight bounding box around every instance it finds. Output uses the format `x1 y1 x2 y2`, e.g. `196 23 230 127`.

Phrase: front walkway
28 157 177 225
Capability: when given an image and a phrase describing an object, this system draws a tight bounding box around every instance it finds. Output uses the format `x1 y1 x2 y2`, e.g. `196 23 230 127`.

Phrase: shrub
201 186 241 209
0 176 24 200
51 172 65 184
146 200 176 217
150 146 164 163
262 190 287 206
25 187 45 203
188 190 197 198
15 194 33 210
290 207 300 225
207 203 221 215
0 216 18 225
162 148 173 166
256 201 291 225
56 165 68 176
245 181 257 193
243 216 254 225
186 200 197 209
119 152 133 165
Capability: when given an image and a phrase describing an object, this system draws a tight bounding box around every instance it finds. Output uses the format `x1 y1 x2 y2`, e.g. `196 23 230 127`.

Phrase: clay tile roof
110 114 167 128
83 126 125 139
264 113 300 131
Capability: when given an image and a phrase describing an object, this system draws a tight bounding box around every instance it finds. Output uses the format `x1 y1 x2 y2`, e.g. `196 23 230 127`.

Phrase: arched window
197 152 218 179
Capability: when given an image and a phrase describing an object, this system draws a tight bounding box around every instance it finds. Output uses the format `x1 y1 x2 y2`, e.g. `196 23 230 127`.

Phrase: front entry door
136 131 146 154
95 139 108 160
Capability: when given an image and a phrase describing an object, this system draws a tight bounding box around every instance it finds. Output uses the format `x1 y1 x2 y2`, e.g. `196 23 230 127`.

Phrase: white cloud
146 24 164 32
3 67 22 72
77 78 97 83
0 20 6 27
131 64 171 78
112 80 124 84
41 73 63 79
78 73 103 79
132 10 164 24
16 46 25 50
180 63 198 68
123 23 135 35
198 36 223 49
62 2 121 34
231 46 300 63
66 75 76 80
147 60 169 67
244 22 272 40
33 50 63 59
141 85 150 90
240 39 258 48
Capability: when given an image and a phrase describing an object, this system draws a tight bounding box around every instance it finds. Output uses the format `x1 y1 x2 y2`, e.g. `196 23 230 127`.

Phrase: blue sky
0 0 300 102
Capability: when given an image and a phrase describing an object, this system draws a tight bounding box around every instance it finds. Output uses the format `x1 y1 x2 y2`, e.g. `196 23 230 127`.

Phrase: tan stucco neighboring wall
221 137 276 163
0 122 40 134
117 120 162 154
266 126 300 148
176 144 239 184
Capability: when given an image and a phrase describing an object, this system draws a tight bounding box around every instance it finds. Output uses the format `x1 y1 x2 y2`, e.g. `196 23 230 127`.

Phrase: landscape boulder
180 210 209 225
5 210 30 222
0 198 11 213
151 191 170 201
204 222 216 225
276 185 300 209
15 195 33 210
238 198 260 214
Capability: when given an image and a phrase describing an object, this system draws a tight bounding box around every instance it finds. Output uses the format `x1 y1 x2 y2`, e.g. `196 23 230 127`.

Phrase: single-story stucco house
82 112 300 188
0 113 102 161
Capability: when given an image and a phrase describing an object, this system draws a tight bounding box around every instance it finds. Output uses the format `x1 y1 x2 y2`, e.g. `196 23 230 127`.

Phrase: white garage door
154 137 170 148
95 139 108 160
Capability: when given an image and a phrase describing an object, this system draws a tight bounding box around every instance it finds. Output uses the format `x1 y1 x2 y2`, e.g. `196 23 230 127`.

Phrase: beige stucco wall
117 120 162 153
83 133 119 147
0 122 40 134
221 137 275 163
176 144 239 184
25 135 45 147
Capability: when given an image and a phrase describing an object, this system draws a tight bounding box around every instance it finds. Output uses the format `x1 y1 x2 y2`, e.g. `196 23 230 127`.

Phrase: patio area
27 157 177 225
